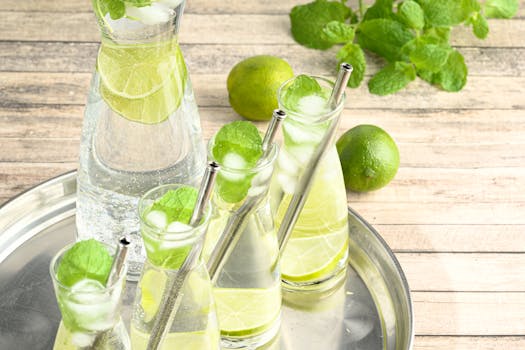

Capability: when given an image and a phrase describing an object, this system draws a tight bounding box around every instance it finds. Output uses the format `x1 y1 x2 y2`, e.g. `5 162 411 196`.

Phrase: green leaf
397 0 425 30
357 19 415 62
290 0 351 50
416 0 481 26
212 121 263 167
125 0 152 7
435 50 468 92
362 0 397 21
57 239 113 287
281 74 326 109
368 62 416 95
484 0 519 18
471 12 489 39
151 187 199 224
423 27 451 44
409 39 451 72
336 43 366 88
322 21 356 44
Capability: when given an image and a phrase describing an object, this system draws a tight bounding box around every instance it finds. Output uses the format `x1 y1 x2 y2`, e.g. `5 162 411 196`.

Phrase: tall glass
50 243 130 349
77 0 206 279
204 140 282 349
131 184 219 349
272 75 349 293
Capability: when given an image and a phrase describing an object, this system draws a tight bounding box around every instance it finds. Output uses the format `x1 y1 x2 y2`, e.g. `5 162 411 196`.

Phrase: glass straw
207 109 286 281
277 63 353 251
146 162 220 350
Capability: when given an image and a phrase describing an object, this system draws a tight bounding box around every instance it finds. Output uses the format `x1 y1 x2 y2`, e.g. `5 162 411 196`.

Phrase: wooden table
1 0 524 348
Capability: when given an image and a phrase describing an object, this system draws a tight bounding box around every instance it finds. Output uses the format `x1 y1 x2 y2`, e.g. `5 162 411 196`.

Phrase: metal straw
146 162 219 350
106 236 131 286
207 110 286 282
277 63 352 251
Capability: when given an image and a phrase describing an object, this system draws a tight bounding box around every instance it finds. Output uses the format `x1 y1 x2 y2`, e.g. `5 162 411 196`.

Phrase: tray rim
0 170 414 349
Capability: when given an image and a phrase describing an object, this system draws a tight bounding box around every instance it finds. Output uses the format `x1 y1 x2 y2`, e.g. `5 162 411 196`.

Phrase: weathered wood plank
413 292 525 335
1 0 525 17
2 106 525 145
398 253 525 292
1 73 524 110
0 12 524 48
2 42 524 78
350 202 525 224
414 336 525 350
380 225 525 253
3 136 525 168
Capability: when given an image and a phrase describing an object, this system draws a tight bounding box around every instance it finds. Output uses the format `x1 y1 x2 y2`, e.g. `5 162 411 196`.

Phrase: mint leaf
416 0 481 26
213 121 263 167
57 239 113 287
423 27 451 44
362 0 397 21
126 0 152 7
322 21 355 44
397 0 425 30
151 187 198 224
471 12 489 39
484 0 519 18
435 50 468 92
281 74 326 110
290 0 351 50
368 62 416 95
337 43 366 88
357 19 415 62
409 39 451 72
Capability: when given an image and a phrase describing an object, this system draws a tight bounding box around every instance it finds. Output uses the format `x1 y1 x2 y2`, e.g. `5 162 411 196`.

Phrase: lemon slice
97 40 180 99
213 285 281 337
131 327 219 349
139 269 167 322
280 231 348 282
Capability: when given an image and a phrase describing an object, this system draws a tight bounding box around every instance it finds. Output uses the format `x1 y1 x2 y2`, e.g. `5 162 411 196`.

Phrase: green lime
227 55 294 121
98 39 187 124
139 269 167 322
336 124 400 192
214 285 281 337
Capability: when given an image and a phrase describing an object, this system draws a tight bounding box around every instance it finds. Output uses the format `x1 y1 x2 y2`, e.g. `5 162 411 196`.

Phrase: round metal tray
0 171 414 349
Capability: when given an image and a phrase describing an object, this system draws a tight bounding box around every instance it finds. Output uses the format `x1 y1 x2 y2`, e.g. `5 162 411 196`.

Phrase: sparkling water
76 73 205 279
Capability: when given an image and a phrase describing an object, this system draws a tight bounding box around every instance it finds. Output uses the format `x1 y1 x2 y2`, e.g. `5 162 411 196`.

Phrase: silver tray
0 171 414 350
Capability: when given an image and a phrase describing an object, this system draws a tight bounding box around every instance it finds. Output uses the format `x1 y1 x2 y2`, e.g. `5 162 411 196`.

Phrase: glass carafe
204 141 282 349
76 0 206 279
272 75 349 294
131 184 220 349
50 243 130 350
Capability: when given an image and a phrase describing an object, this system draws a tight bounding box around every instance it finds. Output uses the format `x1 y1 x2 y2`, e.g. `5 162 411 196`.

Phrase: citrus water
53 319 130 350
273 75 349 292
204 132 282 349
76 36 205 279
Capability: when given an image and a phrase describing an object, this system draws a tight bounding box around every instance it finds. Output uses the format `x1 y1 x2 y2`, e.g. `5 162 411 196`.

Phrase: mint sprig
96 0 152 21
151 187 198 224
289 0 518 95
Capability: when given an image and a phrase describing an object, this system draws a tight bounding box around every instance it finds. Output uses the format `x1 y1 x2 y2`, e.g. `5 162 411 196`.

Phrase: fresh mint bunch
289 0 519 95
96 0 152 20
151 187 198 224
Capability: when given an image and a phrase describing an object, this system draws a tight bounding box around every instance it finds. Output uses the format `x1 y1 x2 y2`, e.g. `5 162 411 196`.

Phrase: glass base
220 316 281 350
281 262 348 296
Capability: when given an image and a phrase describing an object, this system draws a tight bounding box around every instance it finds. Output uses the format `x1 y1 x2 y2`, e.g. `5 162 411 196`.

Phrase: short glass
130 184 220 349
272 75 350 293
50 242 130 349
204 139 282 349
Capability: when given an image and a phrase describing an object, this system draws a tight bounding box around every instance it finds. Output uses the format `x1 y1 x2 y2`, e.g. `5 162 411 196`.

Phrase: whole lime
336 125 400 192
227 55 294 121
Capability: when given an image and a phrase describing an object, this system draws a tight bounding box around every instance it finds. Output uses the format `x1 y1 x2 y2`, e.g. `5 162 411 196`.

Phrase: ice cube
288 145 315 165
146 210 167 229
251 164 274 186
248 185 266 197
277 148 300 175
277 173 297 195
283 122 324 145
296 95 330 116
223 152 247 169
158 0 184 8
125 3 173 25
71 332 96 347
166 221 192 233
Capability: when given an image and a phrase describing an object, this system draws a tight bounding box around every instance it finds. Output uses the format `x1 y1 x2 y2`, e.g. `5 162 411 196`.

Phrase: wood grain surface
1 0 524 349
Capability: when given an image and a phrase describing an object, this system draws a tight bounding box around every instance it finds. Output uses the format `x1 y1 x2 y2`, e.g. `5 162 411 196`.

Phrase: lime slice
98 40 179 99
213 286 281 337
139 269 167 322
280 230 348 282
131 327 219 349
